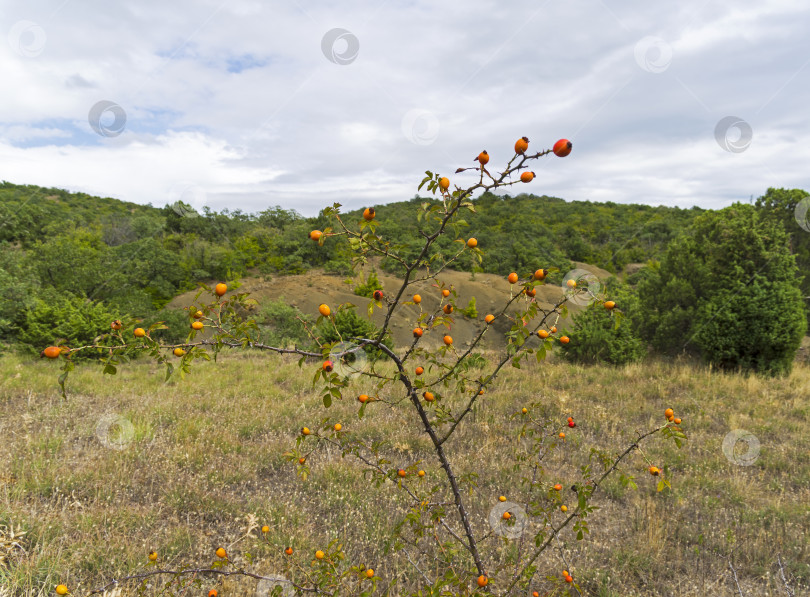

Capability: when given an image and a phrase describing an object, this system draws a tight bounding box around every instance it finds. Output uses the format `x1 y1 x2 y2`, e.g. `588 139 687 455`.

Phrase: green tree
754 187 810 325
637 203 806 375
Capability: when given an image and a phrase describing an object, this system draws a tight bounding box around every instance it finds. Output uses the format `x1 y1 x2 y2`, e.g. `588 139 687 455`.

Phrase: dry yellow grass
0 350 808 596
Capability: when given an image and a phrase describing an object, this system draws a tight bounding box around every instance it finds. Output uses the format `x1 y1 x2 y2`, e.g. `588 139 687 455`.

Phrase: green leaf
102 363 117 375
323 394 332 408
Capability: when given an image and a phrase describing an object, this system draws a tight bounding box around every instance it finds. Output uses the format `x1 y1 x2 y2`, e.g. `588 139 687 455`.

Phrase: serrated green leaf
323 394 332 408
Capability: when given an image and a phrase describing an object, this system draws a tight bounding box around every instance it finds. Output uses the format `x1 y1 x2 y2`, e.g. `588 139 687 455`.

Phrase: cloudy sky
0 0 808 217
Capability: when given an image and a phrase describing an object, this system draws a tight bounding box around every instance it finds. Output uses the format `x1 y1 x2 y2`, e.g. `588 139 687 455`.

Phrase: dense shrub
353 269 382 298
316 307 393 360
17 288 119 359
256 298 312 348
636 203 806 375
562 280 646 365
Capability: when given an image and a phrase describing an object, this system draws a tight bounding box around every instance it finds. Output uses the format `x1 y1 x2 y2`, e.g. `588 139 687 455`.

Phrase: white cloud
0 0 808 216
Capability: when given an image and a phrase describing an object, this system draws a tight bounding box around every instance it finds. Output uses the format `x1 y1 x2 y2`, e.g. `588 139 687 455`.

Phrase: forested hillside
1 181 807 372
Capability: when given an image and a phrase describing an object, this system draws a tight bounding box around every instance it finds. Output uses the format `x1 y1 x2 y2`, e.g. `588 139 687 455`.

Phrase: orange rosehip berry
215 283 227 296
262 526 269 533
318 304 331 317
604 300 616 310
537 329 549 339
553 138 572 157
476 151 489 165
485 314 495 324
423 391 435 402
366 569 375 578
397 469 407 478
417 470 425 477
148 551 157 561
443 335 453 346
507 272 519 284
413 327 423 338
315 550 325 560
520 171 535 183
363 207 375 221
55 585 68 595
173 347 186 357
559 336 570 344
358 394 369 403
191 321 204 330
333 423 342 432
285 546 293 555
310 230 322 241
664 408 674 419
467 238 478 248
42 346 61 359
134 328 146 338
373 289 384 301
502 511 511 520
110 320 122 330
515 136 529 154
477 575 488 587
534 268 546 280
553 484 563 491
412 294 421 304
439 177 450 191
415 367 424 375
323 360 334 372
674 417 682 425
216 547 227 558
442 288 450 298
499 495 506 502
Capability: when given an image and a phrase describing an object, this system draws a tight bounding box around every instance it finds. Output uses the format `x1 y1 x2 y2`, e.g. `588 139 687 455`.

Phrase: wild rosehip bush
45 136 688 597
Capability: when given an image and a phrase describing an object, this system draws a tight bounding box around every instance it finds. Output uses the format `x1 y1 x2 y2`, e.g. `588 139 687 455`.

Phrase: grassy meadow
1 349 808 596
